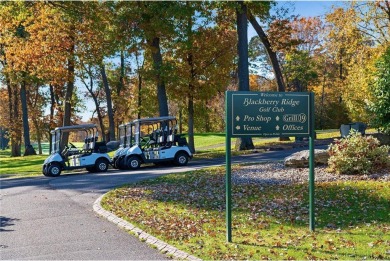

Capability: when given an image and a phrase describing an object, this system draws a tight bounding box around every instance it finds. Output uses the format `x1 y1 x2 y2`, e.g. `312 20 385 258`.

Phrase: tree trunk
137 74 142 119
63 51 75 123
97 109 106 141
7 79 21 157
114 50 126 125
248 10 286 92
48 84 56 154
148 37 169 117
0 127 8 150
135 50 144 119
205 100 210 133
20 80 36 156
118 50 125 95
237 3 250 91
179 109 183 134
235 1 255 151
49 84 55 127
320 65 327 129
32 118 43 154
91 94 106 141
36 121 42 154
188 89 195 154
101 65 116 141
62 40 75 149
186 10 196 154
82 67 106 141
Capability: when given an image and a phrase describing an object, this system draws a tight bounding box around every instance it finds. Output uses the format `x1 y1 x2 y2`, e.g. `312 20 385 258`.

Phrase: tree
166 1 236 152
235 1 254 150
78 63 106 138
0 2 36 156
112 2 146 122
368 47 390 134
0 37 22 156
247 9 286 92
51 2 127 141
131 2 181 117
350 1 390 46
100 65 115 141
325 7 377 122
283 50 318 92
27 84 47 154
20 79 36 155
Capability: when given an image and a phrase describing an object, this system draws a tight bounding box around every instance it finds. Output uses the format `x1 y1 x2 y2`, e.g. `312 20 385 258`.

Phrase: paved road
0 147 324 260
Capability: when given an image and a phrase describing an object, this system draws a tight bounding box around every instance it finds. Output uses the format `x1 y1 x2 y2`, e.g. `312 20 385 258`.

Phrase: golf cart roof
132 116 176 125
51 124 97 133
119 122 132 128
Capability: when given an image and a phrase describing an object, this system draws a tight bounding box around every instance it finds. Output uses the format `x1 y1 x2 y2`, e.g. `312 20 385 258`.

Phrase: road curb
93 194 202 261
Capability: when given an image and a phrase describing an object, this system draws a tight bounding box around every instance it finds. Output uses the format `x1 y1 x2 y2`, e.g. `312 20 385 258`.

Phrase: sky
248 1 342 42
80 1 345 122
289 0 342 17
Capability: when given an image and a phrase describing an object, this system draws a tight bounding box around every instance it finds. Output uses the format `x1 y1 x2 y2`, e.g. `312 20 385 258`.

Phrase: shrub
327 130 390 175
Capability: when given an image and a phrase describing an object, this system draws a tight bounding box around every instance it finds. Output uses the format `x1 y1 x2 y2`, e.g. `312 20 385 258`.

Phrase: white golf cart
113 116 192 170
42 124 111 177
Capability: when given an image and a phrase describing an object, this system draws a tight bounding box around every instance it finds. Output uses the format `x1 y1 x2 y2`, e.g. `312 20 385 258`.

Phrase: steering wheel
61 145 69 156
140 137 149 148
69 142 77 149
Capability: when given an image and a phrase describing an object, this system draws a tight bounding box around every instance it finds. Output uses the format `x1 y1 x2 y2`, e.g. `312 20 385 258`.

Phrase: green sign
227 91 310 137
225 91 316 243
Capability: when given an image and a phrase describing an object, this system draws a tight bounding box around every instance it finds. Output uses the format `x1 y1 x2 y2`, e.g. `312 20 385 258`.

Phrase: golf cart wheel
174 152 189 166
116 157 125 169
127 156 141 170
112 158 119 169
42 165 47 174
47 163 62 177
43 165 50 176
95 158 109 172
115 157 125 170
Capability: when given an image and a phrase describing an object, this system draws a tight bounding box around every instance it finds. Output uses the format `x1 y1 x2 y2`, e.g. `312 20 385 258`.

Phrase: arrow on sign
276 125 280 131
236 125 241 130
276 116 280 121
236 116 240 121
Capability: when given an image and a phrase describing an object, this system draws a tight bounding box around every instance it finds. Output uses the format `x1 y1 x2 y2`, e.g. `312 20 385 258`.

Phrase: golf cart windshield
126 123 134 147
51 130 61 154
119 124 127 148
132 116 177 147
49 124 98 154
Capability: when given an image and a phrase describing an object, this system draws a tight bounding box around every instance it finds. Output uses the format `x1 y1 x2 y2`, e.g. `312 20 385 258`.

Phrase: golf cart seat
153 134 166 151
167 134 174 144
94 141 108 153
161 134 174 148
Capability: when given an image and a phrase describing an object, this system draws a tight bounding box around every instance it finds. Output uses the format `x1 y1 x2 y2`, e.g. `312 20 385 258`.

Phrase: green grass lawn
0 129 344 177
193 129 342 158
102 165 390 260
0 147 116 177
0 153 47 177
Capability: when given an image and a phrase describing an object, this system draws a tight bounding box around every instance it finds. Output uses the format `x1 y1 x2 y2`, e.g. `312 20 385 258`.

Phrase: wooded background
1 1 389 156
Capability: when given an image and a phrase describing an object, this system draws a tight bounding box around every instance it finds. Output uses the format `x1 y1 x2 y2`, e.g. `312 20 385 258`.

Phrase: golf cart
113 116 192 170
42 124 111 177
112 122 133 169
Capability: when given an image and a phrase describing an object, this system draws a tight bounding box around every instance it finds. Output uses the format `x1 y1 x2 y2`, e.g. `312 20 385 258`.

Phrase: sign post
309 92 315 231
225 94 232 242
225 91 315 242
